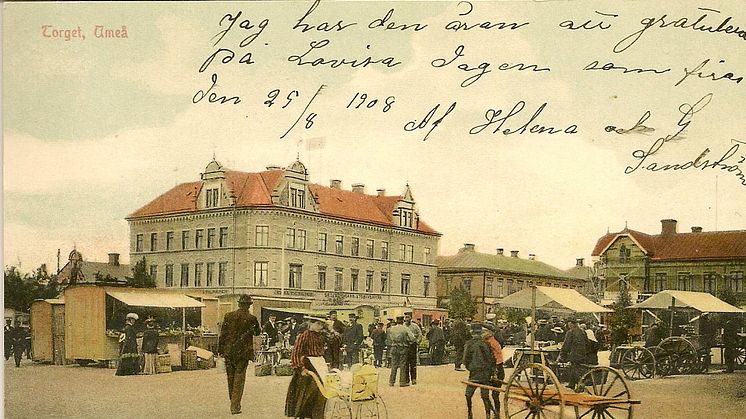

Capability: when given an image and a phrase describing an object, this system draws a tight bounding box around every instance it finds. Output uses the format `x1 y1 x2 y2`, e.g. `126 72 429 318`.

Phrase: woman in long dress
141 317 159 375
285 316 327 419
115 313 141 376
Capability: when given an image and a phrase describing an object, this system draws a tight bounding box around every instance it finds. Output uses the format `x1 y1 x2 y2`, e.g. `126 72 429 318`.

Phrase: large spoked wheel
576 366 634 419
504 362 565 419
352 396 387 419
735 347 746 366
324 397 353 419
620 347 656 380
656 337 698 376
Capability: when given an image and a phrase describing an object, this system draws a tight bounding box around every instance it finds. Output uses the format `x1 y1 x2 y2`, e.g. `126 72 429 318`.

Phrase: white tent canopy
106 291 205 308
631 290 744 313
498 286 612 313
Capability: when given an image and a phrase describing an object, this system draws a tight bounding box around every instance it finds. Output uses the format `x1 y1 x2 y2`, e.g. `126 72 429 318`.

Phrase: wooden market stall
64 285 205 365
30 298 66 365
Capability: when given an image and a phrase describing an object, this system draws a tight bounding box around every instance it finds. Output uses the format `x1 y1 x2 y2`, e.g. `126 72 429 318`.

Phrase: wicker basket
196 356 214 370
157 354 172 373
182 350 198 370
274 363 293 376
255 363 272 377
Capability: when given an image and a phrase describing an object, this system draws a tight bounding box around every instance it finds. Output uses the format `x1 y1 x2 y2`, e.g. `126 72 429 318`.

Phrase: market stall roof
631 290 744 313
106 291 205 308
498 286 612 313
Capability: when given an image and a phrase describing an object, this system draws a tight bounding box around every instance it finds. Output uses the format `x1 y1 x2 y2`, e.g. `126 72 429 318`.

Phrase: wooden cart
465 363 640 419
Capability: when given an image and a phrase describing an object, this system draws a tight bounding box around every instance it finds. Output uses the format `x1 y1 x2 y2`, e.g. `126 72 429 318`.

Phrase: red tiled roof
591 228 746 261
128 169 438 235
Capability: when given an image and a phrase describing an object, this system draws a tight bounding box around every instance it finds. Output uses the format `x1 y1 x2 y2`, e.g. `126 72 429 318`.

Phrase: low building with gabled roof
126 158 441 309
57 250 130 285
436 244 585 320
591 219 746 305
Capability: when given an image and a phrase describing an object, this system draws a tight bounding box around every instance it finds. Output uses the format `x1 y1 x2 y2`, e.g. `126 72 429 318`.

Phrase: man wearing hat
558 318 588 392
387 316 415 387
370 322 387 367
115 313 140 376
343 313 364 367
218 294 262 415
324 310 344 369
404 313 422 384
463 322 496 419
698 313 716 372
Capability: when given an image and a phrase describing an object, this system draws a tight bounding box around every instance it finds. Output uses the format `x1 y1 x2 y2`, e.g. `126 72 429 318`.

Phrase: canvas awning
631 290 744 313
498 286 612 313
106 291 205 308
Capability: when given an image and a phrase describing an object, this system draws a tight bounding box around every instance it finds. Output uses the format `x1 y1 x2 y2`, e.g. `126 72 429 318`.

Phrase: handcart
464 362 640 418
306 357 388 419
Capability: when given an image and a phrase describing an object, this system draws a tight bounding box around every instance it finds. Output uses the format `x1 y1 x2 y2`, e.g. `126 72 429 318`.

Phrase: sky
4 0 746 273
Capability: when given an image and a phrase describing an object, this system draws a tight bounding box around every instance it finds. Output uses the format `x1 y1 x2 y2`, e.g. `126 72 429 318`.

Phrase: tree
449 286 477 320
126 257 155 288
4 264 61 312
717 286 738 307
609 283 637 347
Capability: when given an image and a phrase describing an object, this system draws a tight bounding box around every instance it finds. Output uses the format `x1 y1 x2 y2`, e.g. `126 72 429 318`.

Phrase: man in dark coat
644 322 663 348
463 324 495 419
11 324 28 367
723 316 740 373
427 320 446 365
287 317 301 346
343 314 364 366
698 313 716 371
262 314 279 347
4 320 13 361
559 319 587 391
218 294 262 415
324 310 344 369
370 322 387 367
451 319 470 371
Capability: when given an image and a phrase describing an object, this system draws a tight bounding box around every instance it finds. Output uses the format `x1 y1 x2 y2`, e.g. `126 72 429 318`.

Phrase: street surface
4 350 745 419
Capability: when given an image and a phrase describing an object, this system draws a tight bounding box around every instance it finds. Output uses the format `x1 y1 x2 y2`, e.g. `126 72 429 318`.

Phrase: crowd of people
4 319 31 367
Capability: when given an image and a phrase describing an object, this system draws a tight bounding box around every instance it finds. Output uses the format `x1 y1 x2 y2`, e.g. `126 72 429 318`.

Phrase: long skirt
116 352 141 376
143 353 158 375
285 369 326 419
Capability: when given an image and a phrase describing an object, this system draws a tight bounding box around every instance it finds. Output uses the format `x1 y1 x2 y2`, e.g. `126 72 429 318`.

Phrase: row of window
254 262 430 295
151 262 229 288
277 227 431 263
136 228 229 252
641 271 745 293
446 277 580 297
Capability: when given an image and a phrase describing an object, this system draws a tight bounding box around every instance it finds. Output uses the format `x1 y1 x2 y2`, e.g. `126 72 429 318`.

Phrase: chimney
661 219 678 235
108 253 120 266
266 165 282 170
528 253 536 260
461 243 476 252
376 188 386 196
330 179 342 189
352 183 365 194
496 248 504 256
510 250 519 258
691 226 703 233
576 258 584 267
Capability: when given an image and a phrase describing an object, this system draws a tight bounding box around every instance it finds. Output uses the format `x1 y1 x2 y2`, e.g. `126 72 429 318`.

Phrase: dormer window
290 186 305 209
399 209 413 228
205 188 220 208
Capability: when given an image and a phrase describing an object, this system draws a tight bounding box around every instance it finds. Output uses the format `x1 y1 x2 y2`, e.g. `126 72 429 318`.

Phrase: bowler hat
237 294 253 305
126 313 139 321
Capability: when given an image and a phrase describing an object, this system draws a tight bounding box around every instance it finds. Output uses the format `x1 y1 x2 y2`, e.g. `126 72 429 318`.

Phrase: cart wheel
656 337 698 375
324 397 353 419
576 366 633 419
735 347 746 366
353 396 387 419
504 362 565 419
620 347 656 380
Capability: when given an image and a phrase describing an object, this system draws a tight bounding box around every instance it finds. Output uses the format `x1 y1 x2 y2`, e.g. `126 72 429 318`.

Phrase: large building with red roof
591 219 746 304
126 159 441 308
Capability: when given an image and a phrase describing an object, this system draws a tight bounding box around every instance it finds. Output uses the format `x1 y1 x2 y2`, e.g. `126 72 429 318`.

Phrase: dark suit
219 308 261 414
263 320 279 347
343 322 364 366
287 322 301 346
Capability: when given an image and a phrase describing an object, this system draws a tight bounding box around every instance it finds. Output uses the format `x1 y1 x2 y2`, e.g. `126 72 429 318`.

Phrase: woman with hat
116 312 141 376
285 315 328 419
141 317 159 375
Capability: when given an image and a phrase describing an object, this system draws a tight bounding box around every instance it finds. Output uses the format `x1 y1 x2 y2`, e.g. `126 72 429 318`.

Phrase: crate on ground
182 349 198 370
157 354 172 373
274 359 293 376
187 345 215 369
255 363 272 376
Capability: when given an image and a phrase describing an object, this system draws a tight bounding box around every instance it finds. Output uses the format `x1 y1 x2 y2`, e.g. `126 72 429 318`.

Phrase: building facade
126 159 441 309
436 244 586 321
591 219 746 305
